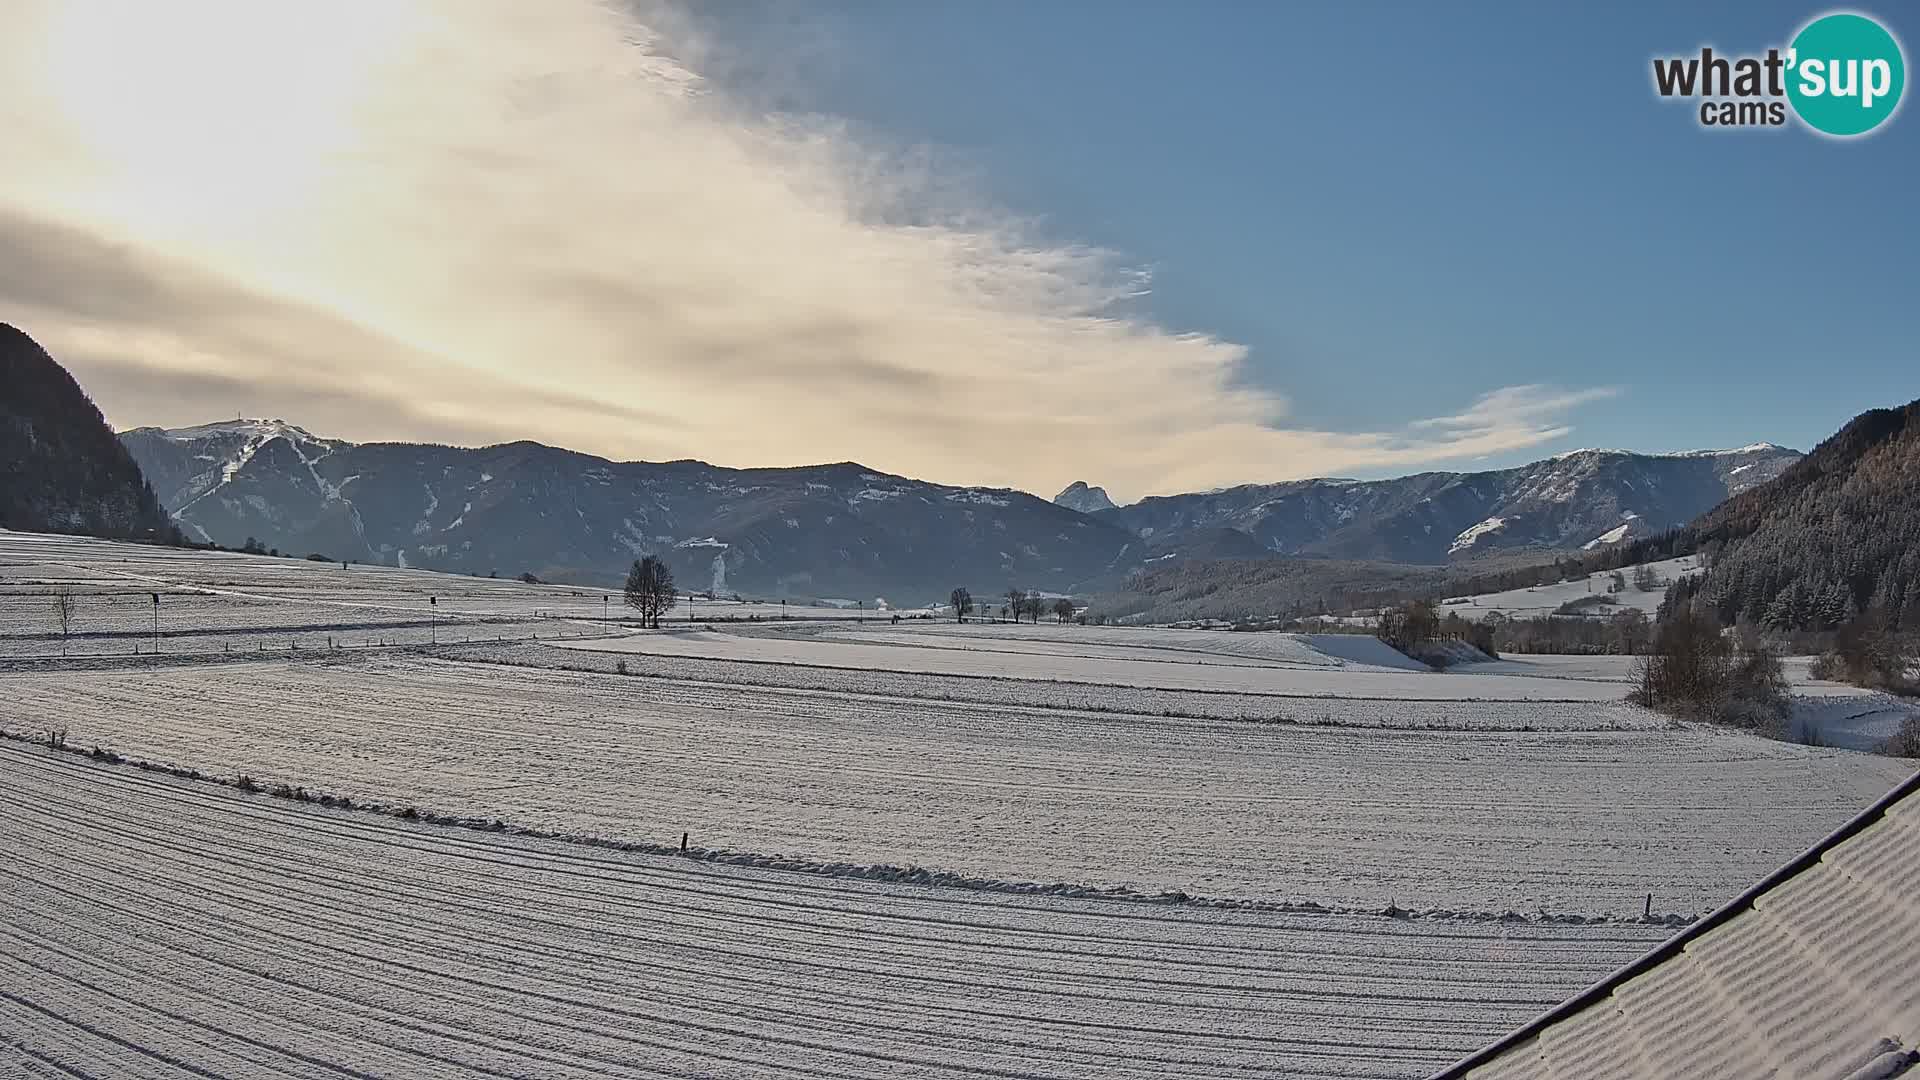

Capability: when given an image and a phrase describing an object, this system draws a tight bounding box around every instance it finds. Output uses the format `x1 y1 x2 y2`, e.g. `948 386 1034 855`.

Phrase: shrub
1632 611 1791 735
1554 594 1619 615
1817 616 1916 694
1376 599 1438 653
1808 652 1844 681
615 659 630 676
1720 647 1792 736
1882 715 1920 758
1629 609 1729 719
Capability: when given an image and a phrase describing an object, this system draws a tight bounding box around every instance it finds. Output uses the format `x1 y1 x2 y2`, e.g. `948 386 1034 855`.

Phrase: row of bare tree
948 587 1073 624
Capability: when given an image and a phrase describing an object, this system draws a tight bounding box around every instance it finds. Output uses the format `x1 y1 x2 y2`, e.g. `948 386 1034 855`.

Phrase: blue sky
8 1 1912 497
696 1 1918 469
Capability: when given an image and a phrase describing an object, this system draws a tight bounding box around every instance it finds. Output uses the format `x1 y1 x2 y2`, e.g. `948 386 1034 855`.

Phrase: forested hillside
0 324 176 541
1667 398 1920 632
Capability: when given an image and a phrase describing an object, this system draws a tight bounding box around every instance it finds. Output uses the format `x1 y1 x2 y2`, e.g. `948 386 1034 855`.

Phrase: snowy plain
554 625 1641 701
3 529 1916 1078
8 651 1906 915
1435 555 1703 622
0 742 1677 1079
0 531 890 658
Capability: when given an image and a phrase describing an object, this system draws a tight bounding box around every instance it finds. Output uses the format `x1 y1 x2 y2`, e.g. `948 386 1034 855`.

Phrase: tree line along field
0 741 1677 1079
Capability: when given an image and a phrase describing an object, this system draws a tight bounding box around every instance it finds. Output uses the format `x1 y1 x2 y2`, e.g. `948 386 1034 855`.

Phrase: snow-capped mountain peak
151 418 337 445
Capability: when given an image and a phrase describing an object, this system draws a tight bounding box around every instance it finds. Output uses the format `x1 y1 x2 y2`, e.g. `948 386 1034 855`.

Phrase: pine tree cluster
1 324 178 542
1667 399 1920 634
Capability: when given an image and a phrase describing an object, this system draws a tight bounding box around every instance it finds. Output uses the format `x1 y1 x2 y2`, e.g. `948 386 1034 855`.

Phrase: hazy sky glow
0 0 1632 500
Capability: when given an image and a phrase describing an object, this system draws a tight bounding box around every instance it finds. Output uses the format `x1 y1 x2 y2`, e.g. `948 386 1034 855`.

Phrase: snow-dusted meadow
554 623 1646 701
1435 555 1703 622
2 530 1915 1077
0 531 882 657
6 627 1907 914
0 742 1677 1078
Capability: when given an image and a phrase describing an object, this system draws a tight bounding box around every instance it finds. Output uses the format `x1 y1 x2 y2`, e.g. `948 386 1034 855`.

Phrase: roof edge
1430 764 1920 1079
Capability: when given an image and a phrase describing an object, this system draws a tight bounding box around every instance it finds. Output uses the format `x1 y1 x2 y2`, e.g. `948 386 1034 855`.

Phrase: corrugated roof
1435 768 1920 1080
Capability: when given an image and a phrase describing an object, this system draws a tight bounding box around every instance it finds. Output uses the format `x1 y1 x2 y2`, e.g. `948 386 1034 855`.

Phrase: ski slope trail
0 742 1674 1079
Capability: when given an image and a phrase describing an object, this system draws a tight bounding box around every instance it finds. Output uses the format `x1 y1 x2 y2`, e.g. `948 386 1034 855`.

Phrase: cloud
1413 385 1622 436
0 0 1612 501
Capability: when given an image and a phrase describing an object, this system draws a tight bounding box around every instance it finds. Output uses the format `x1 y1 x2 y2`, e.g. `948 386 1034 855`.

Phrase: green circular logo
1787 13 1906 136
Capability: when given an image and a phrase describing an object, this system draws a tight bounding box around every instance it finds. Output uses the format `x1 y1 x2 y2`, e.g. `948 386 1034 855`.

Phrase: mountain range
117 412 1800 599
1074 444 1799 565
118 420 1128 599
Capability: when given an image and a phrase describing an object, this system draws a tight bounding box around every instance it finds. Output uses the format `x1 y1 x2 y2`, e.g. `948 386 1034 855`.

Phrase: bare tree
1376 599 1439 654
1005 589 1026 624
1630 608 1730 718
1022 596 1046 623
949 587 973 623
52 589 75 658
1616 608 1651 655
1052 598 1073 624
624 556 678 629
1633 563 1660 592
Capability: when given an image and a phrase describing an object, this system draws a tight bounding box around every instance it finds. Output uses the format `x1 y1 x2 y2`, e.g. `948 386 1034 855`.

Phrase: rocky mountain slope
119 421 1134 599
1090 445 1799 564
1053 481 1117 514
0 324 174 541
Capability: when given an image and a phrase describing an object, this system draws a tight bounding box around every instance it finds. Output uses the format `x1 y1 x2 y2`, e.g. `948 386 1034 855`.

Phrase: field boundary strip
0 732 1699 928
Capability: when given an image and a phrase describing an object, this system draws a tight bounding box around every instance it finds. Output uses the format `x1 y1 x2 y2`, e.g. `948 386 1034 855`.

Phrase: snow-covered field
461 640 1668 730
0 741 1676 1079
0 531 882 656
1436 555 1703 622
555 625 1640 701
7 652 1905 914
3 530 1915 1076
1480 653 1920 752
